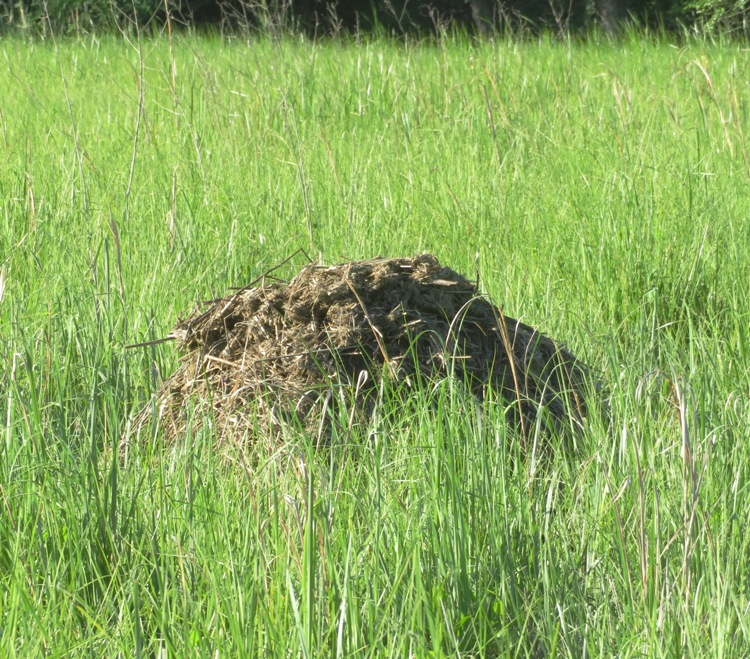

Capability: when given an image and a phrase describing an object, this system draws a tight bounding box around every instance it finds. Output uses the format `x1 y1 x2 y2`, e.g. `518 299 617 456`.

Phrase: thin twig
124 336 177 350
494 307 527 440
233 248 311 295
344 276 390 367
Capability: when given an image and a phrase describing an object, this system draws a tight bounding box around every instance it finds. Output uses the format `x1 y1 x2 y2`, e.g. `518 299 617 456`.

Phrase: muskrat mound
128 254 592 446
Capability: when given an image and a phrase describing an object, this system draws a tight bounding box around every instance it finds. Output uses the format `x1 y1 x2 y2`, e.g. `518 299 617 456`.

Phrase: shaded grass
1 30 750 656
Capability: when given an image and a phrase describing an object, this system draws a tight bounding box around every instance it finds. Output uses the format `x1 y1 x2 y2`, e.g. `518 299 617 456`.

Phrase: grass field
1 30 750 656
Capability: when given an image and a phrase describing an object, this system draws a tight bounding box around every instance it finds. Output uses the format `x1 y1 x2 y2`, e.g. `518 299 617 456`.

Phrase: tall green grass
1 31 749 656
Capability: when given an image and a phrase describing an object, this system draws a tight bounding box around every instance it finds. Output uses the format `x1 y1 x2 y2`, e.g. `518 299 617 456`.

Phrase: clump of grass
126 254 592 454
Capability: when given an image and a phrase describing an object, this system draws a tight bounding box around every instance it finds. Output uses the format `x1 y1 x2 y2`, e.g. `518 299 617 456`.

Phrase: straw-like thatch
127 254 592 446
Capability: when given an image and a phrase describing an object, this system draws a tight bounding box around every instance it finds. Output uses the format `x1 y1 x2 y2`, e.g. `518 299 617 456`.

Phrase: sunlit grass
1 31 749 656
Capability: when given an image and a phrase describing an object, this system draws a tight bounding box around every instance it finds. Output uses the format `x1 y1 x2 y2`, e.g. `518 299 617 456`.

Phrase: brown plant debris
127 254 593 446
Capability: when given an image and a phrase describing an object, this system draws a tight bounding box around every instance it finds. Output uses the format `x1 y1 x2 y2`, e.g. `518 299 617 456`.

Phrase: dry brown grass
125 254 593 449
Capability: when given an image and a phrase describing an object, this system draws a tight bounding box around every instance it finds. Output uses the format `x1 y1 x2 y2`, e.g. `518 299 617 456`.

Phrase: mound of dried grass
126 254 592 447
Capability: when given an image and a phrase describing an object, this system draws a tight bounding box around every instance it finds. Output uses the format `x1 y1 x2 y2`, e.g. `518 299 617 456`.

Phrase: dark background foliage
1 0 748 36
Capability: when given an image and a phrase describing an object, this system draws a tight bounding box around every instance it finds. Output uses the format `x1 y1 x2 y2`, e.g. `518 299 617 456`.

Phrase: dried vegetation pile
128 254 592 446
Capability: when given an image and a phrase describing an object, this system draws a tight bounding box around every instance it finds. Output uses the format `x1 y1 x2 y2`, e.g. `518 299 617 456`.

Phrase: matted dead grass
125 254 594 448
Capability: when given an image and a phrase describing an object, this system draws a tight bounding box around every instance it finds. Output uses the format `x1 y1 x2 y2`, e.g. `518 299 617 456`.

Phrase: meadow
1 29 750 656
